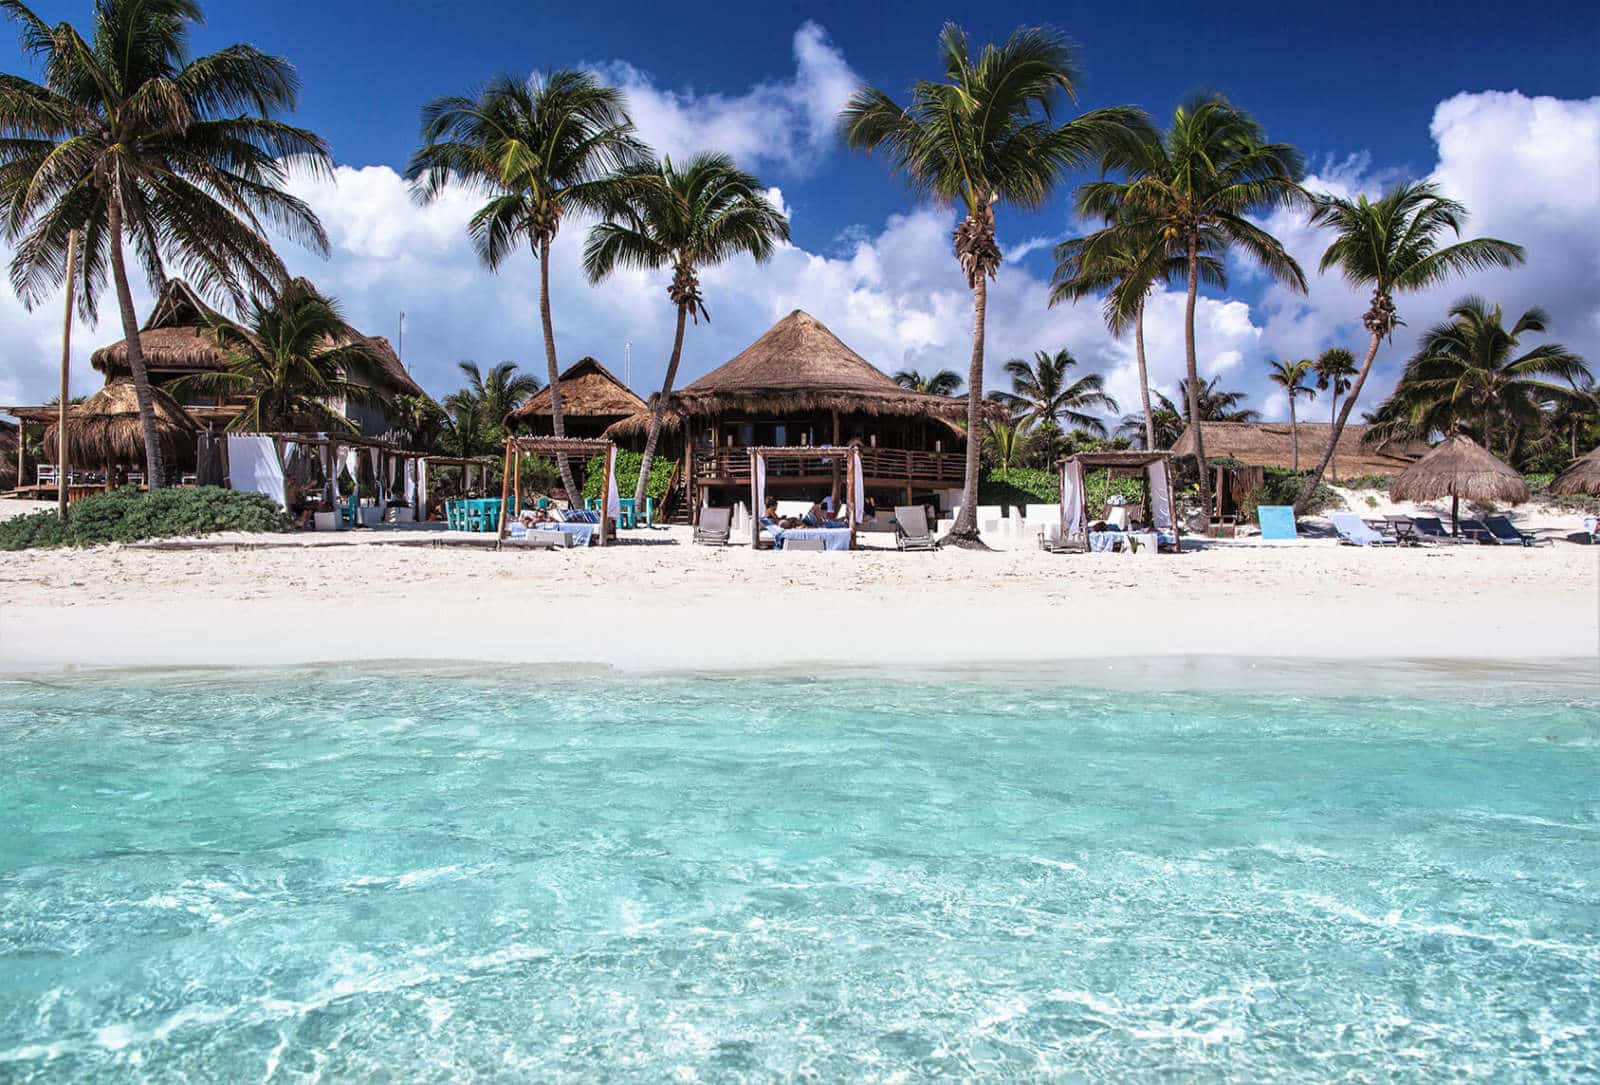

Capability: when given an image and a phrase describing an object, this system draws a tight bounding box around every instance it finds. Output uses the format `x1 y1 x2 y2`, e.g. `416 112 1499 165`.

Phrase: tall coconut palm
449 360 541 437
1156 377 1261 424
990 348 1119 436
584 152 788 506
1080 95 1308 520
1313 347 1358 479
1051 218 1224 451
407 71 646 497
1292 182 1525 509
841 23 1140 546
1 0 332 486
1381 297 1589 457
1266 357 1317 470
893 368 963 396
170 281 388 433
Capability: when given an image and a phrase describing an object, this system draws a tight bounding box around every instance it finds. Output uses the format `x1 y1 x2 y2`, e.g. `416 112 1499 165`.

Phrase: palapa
1389 434 1528 533
43 380 199 467
1550 445 1600 496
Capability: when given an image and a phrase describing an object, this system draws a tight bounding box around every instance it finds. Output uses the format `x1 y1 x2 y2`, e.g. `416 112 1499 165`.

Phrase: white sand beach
2 495 1595 672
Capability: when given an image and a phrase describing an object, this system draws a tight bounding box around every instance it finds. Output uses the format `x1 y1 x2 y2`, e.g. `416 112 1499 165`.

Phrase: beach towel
226 435 287 509
1257 505 1298 540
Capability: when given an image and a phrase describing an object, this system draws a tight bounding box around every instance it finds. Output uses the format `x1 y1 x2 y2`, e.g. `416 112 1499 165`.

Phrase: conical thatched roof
605 310 987 437
509 357 645 421
44 380 198 465
1551 445 1600 496
1389 434 1529 505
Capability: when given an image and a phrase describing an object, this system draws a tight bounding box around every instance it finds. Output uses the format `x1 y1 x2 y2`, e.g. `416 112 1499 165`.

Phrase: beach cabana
1389 435 1528 535
42 380 199 487
507 357 646 440
498 436 620 547
747 445 863 549
1551 445 1600 496
1055 450 1181 553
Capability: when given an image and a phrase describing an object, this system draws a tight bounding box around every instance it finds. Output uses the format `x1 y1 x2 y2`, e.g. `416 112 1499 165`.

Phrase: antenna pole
398 311 407 368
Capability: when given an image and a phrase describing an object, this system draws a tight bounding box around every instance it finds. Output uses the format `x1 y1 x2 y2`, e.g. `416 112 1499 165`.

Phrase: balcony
690 445 965 488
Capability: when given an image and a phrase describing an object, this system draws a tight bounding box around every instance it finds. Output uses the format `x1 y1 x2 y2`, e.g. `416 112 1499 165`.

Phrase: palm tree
1292 182 1525 509
1051 217 1224 451
1313 347 1358 479
893 369 963 396
170 281 388 433
390 394 450 453
1 0 332 486
1080 95 1308 519
443 397 487 462
841 23 1140 546
1380 297 1589 457
584 152 788 506
407 71 646 497
1156 377 1261 423
982 419 1037 471
1266 358 1317 470
449 360 541 437
990 348 1119 436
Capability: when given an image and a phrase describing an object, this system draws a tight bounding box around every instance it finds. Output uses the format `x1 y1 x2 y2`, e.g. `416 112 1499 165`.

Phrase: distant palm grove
2 2 1593 524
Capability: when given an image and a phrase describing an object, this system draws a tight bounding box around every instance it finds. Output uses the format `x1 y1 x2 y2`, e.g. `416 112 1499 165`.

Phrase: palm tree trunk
1135 296 1155 451
1295 331 1382 511
1289 393 1299 471
537 236 579 499
946 274 988 547
1183 237 1210 523
106 188 166 488
1329 390 1338 481
635 301 688 507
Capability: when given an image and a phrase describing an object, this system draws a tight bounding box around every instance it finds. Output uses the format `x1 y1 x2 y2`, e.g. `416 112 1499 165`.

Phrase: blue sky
2 0 1598 426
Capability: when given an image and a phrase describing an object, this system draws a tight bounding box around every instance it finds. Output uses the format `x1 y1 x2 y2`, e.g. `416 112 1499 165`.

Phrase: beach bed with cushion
894 506 938 551
769 526 852 551
694 507 731 546
1483 515 1546 547
1330 512 1396 547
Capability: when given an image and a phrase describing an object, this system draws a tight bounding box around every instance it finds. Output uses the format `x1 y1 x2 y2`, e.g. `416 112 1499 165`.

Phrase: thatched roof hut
43 380 198 467
1390 434 1528 531
509 357 645 438
1551 446 1600 496
91 278 427 400
1172 421 1426 476
605 309 989 438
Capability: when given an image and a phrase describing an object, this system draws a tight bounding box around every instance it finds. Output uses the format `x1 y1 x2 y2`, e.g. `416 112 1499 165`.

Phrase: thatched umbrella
43 380 199 482
1389 434 1529 533
1551 445 1600 496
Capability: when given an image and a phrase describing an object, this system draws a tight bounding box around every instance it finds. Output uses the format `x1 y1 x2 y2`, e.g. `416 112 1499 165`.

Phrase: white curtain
366 447 381 501
404 459 417 507
227 435 287 509
851 449 865 522
1060 459 1086 544
605 452 622 520
417 460 429 518
1148 459 1173 531
754 454 766 520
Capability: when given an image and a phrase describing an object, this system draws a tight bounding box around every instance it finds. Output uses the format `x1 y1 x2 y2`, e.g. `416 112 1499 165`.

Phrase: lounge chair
894 505 938 551
1329 512 1396 547
1410 516 1470 544
1483 515 1545 547
1456 518 1497 544
694 506 731 546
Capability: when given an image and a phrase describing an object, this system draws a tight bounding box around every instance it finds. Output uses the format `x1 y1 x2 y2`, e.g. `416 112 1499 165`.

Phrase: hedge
0 486 292 551
581 450 675 504
978 467 1146 511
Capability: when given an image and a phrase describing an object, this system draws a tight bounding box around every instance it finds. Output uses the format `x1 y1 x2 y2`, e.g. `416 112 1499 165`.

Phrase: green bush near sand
581 451 675 505
1332 473 1394 491
980 468 1145 512
0 487 292 551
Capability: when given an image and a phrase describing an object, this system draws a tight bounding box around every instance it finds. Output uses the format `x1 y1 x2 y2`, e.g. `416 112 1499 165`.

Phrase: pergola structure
497 436 619 547
747 445 863 549
1058 450 1181 553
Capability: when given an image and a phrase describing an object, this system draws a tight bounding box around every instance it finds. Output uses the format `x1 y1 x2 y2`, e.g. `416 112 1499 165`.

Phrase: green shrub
0 486 292 551
979 467 1148 513
1335 473 1394 491
582 451 675 504
1238 467 1342 522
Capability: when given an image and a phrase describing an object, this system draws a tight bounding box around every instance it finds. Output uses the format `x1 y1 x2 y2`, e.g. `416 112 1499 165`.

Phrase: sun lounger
694 506 731 546
1456 518 1498 544
1329 512 1396 547
784 537 827 551
1483 515 1545 547
894 505 938 550
1409 516 1469 544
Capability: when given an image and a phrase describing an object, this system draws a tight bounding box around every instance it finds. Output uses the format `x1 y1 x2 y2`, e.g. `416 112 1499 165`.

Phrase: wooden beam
495 442 512 546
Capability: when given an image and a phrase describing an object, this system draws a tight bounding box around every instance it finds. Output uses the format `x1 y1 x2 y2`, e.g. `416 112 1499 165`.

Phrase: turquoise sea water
1 663 1597 1082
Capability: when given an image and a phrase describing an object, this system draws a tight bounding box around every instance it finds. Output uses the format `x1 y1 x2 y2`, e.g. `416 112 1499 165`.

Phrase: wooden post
1167 457 1181 554
15 421 24 493
495 441 513 545
57 229 78 516
512 443 522 524
830 410 841 506
685 436 697 526
846 449 857 551
601 444 615 547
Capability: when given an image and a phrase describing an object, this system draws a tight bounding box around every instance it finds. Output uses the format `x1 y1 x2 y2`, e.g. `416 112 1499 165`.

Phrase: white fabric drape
366 447 381 501
605 452 622 520
404 459 417 506
754 454 766 520
851 449 865 523
227 436 287 509
1060 459 1086 544
1148 459 1173 531
417 460 429 518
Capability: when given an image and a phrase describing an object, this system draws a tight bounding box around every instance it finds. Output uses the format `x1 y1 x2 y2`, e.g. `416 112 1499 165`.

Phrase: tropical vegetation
1 0 332 486
0 486 290 550
1265 357 1316 470
1313 347 1358 479
990 348 1119 439
841 23 1140 546
584 151 788 505
893 369 963 396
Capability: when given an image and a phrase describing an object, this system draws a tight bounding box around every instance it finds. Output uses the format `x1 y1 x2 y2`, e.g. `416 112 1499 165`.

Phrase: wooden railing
691 445 964 486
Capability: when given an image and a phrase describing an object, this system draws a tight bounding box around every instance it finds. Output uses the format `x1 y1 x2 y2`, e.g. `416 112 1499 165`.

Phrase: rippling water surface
2 663 1597 1081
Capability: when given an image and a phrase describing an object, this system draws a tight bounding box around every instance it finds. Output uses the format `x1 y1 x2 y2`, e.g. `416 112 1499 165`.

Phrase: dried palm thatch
604 309 993 438
43 381 199 467
1390 434 1528 531
1172 421 1426 475
1550 445 1600 496
510 357 645 429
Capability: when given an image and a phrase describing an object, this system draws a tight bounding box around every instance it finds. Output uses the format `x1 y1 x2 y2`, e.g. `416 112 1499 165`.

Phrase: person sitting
760 496 781 528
